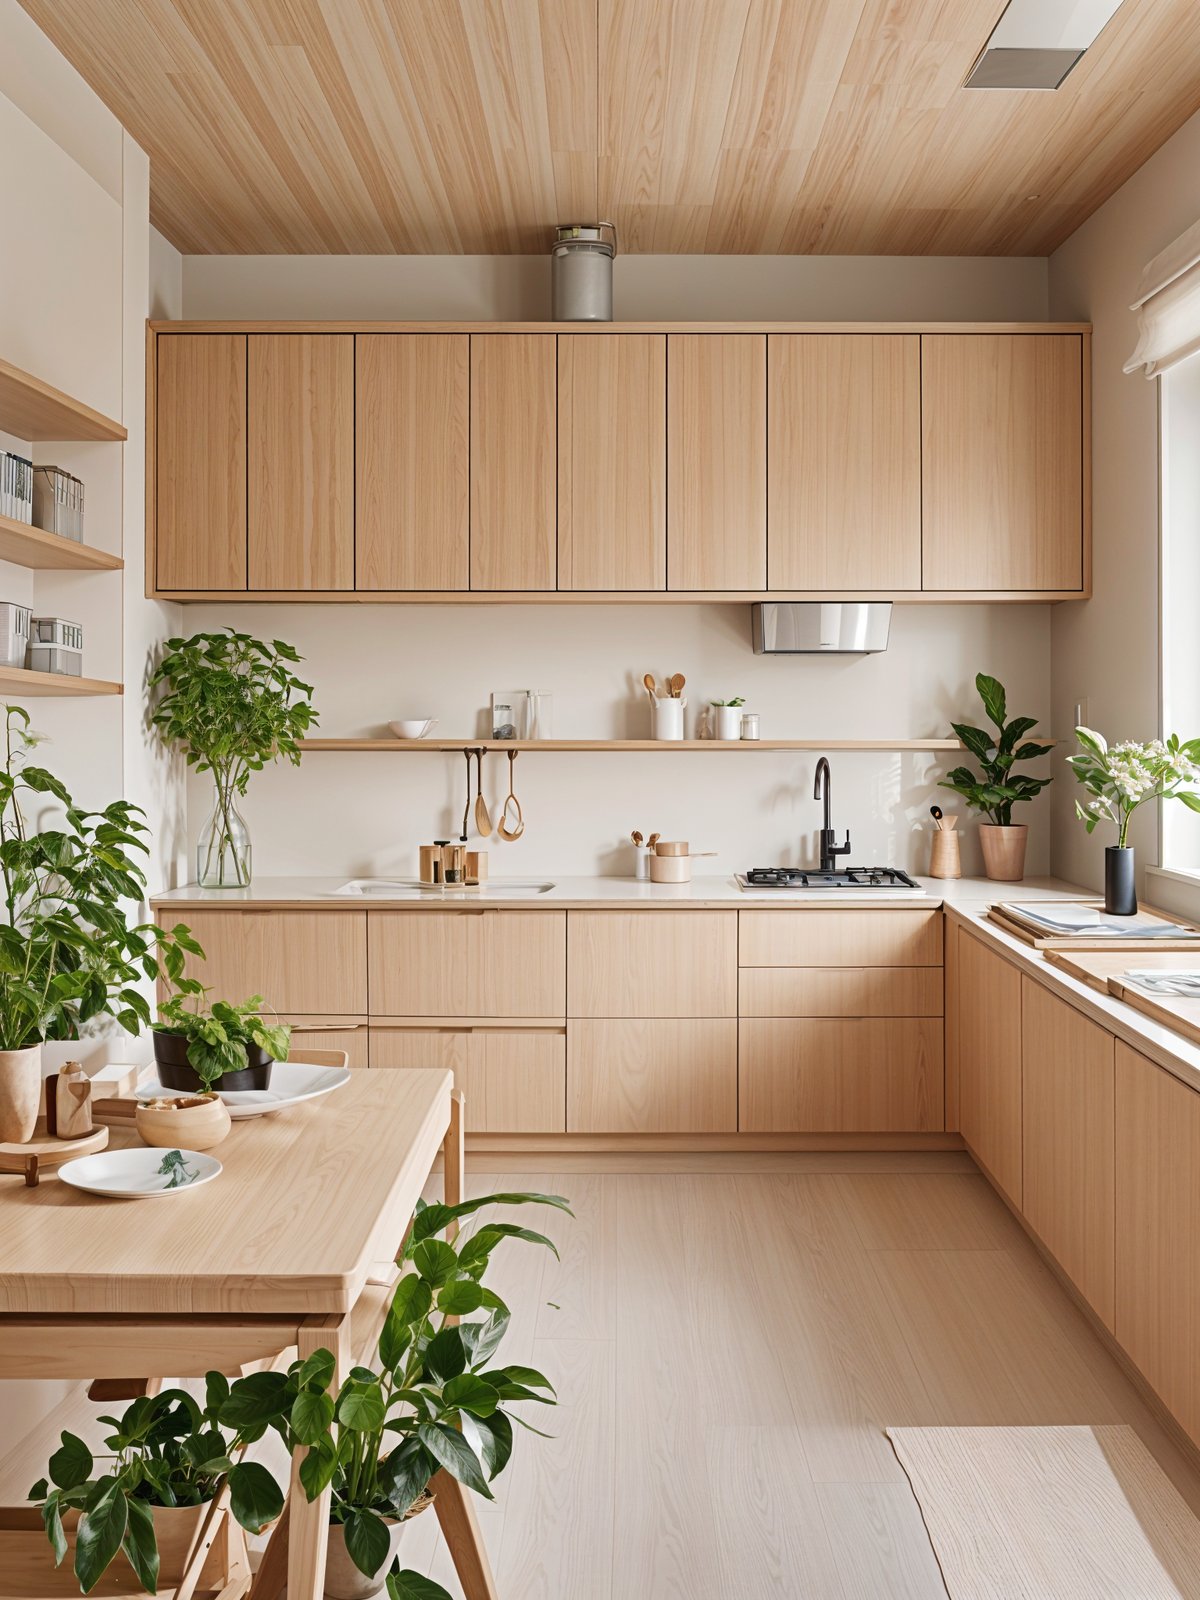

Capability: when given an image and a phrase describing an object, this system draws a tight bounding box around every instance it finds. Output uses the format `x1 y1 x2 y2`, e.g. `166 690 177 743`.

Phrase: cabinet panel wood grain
156 334 246 591
567 1019 736 1133
956 928 1022 1206
738 1018 943 1132
164 910 367 1015
567 911 736 1017
356 334 469 590
368 1026 565 1132
738 910 942 968
1022 979 1115 1330
247 334 353 590
739 966 943 1017
558 334 666 590
282 1017 369 1069
367 911 566 1017
471 335 556 591
667 335 765 590
922 333 1084 592
768 334 920 590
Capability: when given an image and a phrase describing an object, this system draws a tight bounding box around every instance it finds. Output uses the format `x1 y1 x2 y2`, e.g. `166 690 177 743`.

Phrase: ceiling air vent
963 0 1126 91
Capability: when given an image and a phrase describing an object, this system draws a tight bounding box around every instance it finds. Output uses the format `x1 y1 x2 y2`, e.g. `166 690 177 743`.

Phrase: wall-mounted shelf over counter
0 355 126 442
0 665 122 698
299 738 962 753
0 513 122 572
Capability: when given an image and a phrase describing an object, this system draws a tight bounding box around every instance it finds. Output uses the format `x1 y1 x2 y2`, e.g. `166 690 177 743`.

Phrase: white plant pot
0 1044 41 1142
713 706 741 740
324 1517 409 1600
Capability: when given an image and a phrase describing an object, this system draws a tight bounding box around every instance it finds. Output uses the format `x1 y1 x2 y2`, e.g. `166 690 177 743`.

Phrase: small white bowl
389 719 437 740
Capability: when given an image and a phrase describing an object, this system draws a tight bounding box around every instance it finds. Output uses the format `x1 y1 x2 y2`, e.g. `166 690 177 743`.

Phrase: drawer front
738 1018 944 1132
739 909 942 968
567 1019 737 1133
568 910 737 1017
368 911 566 1017
164 910 368 1014
739 967 943 1017
368 1026 565 1133
282 1016 369 1069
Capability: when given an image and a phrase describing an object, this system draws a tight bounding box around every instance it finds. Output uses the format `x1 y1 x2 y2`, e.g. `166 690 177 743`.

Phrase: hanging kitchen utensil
498 749 525 840
474 749 492 836
461 748 472 842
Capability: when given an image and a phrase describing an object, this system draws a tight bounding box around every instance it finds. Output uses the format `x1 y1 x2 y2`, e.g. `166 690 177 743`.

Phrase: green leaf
458 1223 561 1272
376 1439 432 1516
204 1371 230 1417
380 1277 433 1370
298 1435 338 1502
422 1326 467 1383
951 722 994 764
441 1374 499 1418
343 1508 392 1579
409 1191 573 1245
387 1572 454 1600
227 1461 284 1534
74 1479 128 1594
41 1492 68 1567
290 1388 334 1446
1074 726 1108 758
1178 791 1200 813
49 1431 93 1489
416 1423 492 1498
411 1238 458 1287
120 1496 159 1595
220 1370 291 1428
437 1279 486 1316
337 1382 386 1432
296 1347 336 1393
460 1311 510 1369
976 673 1006 728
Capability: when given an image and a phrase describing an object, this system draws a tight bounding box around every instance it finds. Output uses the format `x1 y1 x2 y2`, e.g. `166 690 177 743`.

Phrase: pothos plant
154 986 291 1089
941 673 1054 825
0 704 196 1052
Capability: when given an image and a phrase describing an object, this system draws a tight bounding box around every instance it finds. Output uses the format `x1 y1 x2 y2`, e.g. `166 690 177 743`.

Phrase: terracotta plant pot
136 1093 232 1151
152 1030 274 1093
978 823 1028 882
0 1044 41 1143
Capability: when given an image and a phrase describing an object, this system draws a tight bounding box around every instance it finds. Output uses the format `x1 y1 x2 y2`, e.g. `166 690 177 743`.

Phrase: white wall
1048 105 1200 899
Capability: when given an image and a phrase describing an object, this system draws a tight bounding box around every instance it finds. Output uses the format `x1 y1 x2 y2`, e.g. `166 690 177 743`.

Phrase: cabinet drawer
282 1016 369 1069
567 1020 736 1133
739 910 942 968
740 967 942 1017
368 1026 565 1132
368 911 565 1017
568 911 736 1017
164 910 367 1014
738 1018 943 1132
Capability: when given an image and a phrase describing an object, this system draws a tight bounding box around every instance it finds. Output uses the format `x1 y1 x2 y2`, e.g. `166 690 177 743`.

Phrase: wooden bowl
135 1094 232 1152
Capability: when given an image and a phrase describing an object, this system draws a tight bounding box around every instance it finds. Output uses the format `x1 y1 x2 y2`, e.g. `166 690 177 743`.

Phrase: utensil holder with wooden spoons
929 826 961 879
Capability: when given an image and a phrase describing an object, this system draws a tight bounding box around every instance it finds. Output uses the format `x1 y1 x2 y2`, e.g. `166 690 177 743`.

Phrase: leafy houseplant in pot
153 982 291 1094
0 704 194 1141
1068 729 1200 915
941 674 1054 883
150 629 317 889
227 1188 572 1600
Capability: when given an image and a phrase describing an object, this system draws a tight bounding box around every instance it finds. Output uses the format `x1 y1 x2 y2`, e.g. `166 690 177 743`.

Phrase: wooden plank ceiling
18 0 1200 255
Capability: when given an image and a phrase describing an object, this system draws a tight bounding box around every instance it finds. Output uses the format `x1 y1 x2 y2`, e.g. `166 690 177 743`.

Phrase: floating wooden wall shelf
299 738 961 753
0 514 122 572
0 665 122 698
0 355 126 442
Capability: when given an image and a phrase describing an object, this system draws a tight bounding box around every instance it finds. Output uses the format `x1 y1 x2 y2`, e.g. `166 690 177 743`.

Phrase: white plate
58 1147 222 1199
138 1060 353 1120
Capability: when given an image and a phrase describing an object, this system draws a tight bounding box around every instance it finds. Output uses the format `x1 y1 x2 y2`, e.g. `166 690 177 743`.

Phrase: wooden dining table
0 1067 498 1600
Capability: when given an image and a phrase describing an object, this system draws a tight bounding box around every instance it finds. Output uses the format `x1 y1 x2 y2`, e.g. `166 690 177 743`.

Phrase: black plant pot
152 1030 275 1093
1105 846 1137 917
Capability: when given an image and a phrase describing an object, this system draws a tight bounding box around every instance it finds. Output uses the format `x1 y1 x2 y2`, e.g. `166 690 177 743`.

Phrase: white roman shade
1125 216 1200 378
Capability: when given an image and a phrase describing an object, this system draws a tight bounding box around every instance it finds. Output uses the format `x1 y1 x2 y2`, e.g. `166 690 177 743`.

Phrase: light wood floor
401 1151 1200 1600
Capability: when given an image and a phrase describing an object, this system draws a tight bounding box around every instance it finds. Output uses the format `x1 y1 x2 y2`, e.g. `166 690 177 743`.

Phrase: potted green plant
940 673 1054 882
149 629 317 889
1068 729 1200 914
28 1383 284 1595
225 1187 571 1600
0 704 197 1141
152 985 291 1093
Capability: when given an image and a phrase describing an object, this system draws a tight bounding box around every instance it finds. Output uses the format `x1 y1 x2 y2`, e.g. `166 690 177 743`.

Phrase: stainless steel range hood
752 602 892 654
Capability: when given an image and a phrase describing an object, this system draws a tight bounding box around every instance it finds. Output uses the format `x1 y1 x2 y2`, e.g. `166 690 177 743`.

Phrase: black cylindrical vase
1105 846 1137 916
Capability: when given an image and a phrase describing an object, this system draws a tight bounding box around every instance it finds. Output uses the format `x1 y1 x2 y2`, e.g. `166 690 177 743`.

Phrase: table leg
432 1468 500 1600
284 1311 350 1600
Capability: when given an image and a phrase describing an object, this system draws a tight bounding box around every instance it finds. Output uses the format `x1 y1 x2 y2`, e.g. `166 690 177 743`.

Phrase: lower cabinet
167 909 368 1015
567 1019 737 1134
1021 979 1115 1330
283 1016 370 1069
955 927 1023 1205
368 1025 566 1133
739 1018 943 1132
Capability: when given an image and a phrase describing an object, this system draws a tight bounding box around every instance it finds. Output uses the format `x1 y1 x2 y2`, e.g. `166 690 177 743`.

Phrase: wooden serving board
0 1122 107 1186
1042 950 1200 993
987 900 1200 951
1107 975 1200 1049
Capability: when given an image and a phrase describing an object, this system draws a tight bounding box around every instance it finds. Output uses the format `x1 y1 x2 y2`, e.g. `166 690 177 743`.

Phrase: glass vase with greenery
149 630 317 889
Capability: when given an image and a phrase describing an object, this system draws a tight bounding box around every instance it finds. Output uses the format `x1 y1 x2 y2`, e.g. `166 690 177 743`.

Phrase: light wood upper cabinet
922 333 1084 592
558 334 666 590
1021 979 1115 1330
156 334 247 591
955 927 1022 1206
471 335 556 590
356 334 469 591
247 334 353 591
667 335 765 590
768 335 921 591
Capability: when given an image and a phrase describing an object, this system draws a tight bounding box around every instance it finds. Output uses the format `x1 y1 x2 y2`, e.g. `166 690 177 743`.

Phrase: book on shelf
0 449 33 523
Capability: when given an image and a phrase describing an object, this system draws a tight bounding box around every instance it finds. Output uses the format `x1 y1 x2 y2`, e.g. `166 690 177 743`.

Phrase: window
1161 350 1200 873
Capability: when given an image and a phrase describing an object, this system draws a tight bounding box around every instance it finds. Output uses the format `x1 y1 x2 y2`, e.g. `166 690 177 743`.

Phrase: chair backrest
287 1047 349 1068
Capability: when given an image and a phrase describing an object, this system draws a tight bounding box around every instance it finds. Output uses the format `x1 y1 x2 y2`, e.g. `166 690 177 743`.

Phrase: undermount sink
331 878 556 898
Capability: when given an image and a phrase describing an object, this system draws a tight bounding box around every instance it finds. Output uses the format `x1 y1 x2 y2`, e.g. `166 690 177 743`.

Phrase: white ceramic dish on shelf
137 1060 352 1120
388 718 437 739
58 1146 222 1199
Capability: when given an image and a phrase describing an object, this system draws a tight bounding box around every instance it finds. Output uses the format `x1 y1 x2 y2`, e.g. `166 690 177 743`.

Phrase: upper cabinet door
558 334 666 591
470 335 556 591
768 335 921 591
922 333 1084 592
668 335 766 590
247 334 353 591
357 334 469 591
156 335 247 591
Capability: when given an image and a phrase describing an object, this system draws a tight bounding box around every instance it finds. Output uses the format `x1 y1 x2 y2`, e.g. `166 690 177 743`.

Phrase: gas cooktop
736 867 922 891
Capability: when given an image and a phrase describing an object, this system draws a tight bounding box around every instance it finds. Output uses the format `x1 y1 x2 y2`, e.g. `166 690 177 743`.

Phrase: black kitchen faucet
814 756 852 872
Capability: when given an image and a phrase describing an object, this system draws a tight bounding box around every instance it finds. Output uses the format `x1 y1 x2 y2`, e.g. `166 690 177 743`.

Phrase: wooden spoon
669 673 686 698
643 673 657 704
474 749 492 836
